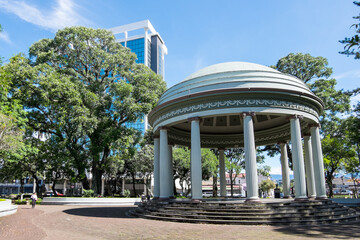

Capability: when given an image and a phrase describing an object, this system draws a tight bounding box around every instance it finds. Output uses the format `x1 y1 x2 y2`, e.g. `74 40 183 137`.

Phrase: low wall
42 197 141 205
0 199 18 217
330 198 360 207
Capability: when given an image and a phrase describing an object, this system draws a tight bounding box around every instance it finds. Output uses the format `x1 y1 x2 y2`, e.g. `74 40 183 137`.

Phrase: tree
260 179 276 197
322 135 356 198
6 26 167 195
344 156 359 198
172 147 218 196
343 106 360 164
272 53 350 136
173 147 191 195
261 53 351 176
129 144 154 196
225 149 245 197
258 165 271 177
340 1 360 59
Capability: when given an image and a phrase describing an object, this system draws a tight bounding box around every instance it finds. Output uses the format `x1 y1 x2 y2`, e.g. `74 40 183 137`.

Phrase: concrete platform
41 197 141 205
0 199 18 217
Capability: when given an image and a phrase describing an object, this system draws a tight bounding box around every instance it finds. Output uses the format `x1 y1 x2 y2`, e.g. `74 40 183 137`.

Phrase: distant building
109 20 168 133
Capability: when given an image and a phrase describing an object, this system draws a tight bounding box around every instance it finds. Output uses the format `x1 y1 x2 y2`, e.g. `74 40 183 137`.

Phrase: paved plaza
0 205 359 240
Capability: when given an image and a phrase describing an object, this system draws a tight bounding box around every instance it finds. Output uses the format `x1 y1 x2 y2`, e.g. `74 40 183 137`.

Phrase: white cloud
333 70 360 80
0 30 12 45
0 0 91 31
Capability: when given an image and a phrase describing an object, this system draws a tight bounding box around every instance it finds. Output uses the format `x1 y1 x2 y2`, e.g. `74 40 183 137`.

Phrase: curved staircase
131 199 359 225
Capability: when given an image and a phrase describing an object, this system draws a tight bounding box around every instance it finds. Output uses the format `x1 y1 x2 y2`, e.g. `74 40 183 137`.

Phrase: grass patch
331 195 355 199
14 198 43 205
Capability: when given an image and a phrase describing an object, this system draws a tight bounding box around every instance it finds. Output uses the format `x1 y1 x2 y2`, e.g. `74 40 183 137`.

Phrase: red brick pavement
0 205 359 240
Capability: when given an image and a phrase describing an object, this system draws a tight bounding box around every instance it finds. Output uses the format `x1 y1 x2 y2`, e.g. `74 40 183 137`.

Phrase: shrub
15 198 42 205
123 189 131 198
82 189 94 197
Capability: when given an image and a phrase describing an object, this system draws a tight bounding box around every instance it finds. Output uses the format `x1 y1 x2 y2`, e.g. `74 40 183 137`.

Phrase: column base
315 196 328 200
294 197 309 202
158 197 170 202
307 196 316 200
152 197 159 200
245 198 261 203
191 199 203 203
169 196 176 199
282 195 292 199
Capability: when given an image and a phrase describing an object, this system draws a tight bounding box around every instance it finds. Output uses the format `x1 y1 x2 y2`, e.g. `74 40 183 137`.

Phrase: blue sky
0 0 359 174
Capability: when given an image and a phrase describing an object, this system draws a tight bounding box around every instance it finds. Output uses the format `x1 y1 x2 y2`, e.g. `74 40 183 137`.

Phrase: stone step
160 205 343 213
151 211 356 221
133 200 359 226
155 208 353 217
140 213 359 226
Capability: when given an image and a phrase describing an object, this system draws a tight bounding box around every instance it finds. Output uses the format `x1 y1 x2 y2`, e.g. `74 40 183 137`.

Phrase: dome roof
157 62 321 106
149 61 324 147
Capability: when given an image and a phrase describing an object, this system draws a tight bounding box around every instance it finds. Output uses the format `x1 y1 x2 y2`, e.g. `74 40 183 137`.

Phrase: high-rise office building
109 20 167 133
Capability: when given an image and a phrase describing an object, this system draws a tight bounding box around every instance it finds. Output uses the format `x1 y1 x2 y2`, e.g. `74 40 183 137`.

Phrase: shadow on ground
273 223 360 239
63 206 137 218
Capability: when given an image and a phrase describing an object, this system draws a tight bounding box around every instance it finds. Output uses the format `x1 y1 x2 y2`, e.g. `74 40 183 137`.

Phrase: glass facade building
110 20 167 134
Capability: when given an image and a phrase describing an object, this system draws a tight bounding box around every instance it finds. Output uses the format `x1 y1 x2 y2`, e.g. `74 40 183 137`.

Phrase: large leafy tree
272 53 350 136
322 135 357 198
261 53 351 167
340 1 360 59
5 27 166 195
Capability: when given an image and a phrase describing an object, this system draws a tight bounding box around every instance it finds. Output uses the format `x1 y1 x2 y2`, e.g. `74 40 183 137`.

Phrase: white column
160 128 170 199
190 118 202 200
242 113 259 201
168 144 174 198
63 179 67 196
290 116 307 200
280 143 291 198
101 177 105 196
311 125 327 199
33 179 36 193
153 137 160 198
304 135 316 199
219 149 227 197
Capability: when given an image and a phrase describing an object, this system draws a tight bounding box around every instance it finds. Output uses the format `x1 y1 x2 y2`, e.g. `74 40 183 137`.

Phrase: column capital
278 141 288 145
153 135 160 139
288 114 303 120
159 126 169 131
241 112 255 118
218 147 225 151
302 133 311 137
188 117 201 122
309 123 321 128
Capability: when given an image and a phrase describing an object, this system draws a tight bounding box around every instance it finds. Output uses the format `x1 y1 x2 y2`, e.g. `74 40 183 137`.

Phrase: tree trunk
213 175 218 197
52 179 58 196
173 177 177 197
34 175 42 198
326 171 334 198
352 176 358 199
229 171 234 197
131 172 137 197
20 179 24 193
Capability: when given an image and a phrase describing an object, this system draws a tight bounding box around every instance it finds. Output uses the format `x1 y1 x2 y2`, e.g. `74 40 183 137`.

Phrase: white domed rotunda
148 62 327 202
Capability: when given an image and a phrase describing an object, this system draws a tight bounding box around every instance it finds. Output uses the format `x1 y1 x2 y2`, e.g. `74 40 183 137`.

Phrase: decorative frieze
153 99 318 127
